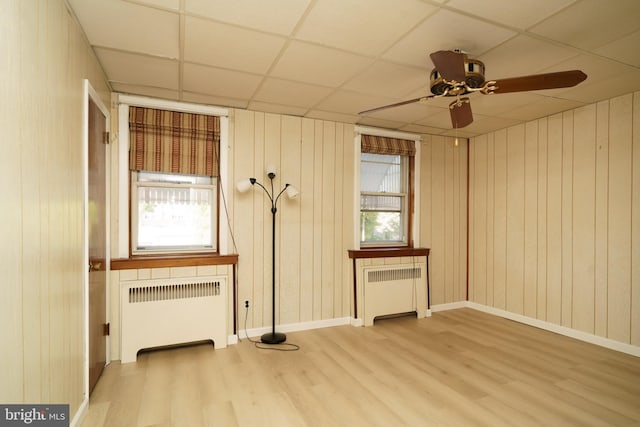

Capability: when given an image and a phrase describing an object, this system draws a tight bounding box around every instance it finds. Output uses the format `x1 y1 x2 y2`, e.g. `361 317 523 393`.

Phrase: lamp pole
237 167 298 344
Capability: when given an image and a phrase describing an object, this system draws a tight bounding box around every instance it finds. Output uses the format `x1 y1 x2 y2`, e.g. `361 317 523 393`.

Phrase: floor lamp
236 164 299 344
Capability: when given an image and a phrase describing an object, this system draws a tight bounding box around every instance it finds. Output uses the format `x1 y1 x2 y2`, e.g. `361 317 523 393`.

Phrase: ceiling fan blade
487 70 587 94
430 50 466 82
449 97 473 128
359 96 432 115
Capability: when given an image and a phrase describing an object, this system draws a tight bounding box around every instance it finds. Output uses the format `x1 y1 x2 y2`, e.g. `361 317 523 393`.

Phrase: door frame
83 80 111 400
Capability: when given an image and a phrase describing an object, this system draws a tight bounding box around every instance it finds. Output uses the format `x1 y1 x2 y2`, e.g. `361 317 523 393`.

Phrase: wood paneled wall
468 92 640 346
0 0 110 414
230 110 355 328
420 135 469 305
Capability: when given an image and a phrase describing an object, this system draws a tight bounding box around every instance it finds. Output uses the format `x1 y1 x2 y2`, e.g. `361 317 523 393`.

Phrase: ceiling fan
359 49 587 129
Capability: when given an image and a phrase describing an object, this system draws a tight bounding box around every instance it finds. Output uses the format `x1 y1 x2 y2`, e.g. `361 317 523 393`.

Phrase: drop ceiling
67 0 640 137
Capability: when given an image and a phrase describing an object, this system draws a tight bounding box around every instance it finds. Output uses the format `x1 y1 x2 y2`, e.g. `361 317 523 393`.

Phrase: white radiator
363 264 427 326
121 276 227 363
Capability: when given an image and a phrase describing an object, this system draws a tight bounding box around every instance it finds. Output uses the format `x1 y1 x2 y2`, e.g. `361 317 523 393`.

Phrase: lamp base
261 332 286 344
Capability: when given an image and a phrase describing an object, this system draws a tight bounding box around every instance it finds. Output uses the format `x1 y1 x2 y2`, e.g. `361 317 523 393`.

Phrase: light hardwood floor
82 309 640 427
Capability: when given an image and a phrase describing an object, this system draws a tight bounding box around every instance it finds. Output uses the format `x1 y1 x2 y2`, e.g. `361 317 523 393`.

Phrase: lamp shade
266 163 277 176
286 184 299 199
236 178 254 193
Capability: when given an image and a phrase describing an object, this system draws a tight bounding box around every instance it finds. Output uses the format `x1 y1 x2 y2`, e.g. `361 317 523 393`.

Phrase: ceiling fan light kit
360 49 587 130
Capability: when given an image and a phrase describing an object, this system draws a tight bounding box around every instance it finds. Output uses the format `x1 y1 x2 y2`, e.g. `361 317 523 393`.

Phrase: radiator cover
121 276 227 363
363 264 427 326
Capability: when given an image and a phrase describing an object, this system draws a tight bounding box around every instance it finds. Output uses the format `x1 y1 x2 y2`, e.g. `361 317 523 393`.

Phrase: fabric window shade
361 134 415 156
129 106 220 176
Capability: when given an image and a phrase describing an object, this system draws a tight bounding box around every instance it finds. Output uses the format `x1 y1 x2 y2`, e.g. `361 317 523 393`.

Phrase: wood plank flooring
81 309 640 426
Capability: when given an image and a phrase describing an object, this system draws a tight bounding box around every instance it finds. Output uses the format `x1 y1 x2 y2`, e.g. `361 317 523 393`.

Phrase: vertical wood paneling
1 0 110 414
467 139 475 302
524 122 538 318
561 111 574 327
312 121 324 320
537 118 548 320
264 113 280 325
430 136 446 304
572 105 597 334
493 130 508 309
280 115 302 324
234 109 257 326
546 114 563 324
632 92 640 346
469 92 640 349
594 101 610 337
485 134 495 306
473 136 487 305
445 141 455 302
506 126 525 314
321 122 336 319
1 0 24 403
608 94 633 343
299 119 315 322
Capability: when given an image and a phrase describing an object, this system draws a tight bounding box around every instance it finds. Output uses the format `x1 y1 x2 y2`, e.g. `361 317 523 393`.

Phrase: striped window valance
129 106 220 176
361 134 415 156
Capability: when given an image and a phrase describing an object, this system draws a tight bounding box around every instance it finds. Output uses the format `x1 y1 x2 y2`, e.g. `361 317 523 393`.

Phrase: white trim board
237 317 352 341
430 301 640 358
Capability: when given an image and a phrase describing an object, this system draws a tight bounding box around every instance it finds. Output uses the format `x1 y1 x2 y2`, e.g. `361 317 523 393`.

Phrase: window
131 171 216 254
360 154 408 245
359 132 416 247
127 105 221 255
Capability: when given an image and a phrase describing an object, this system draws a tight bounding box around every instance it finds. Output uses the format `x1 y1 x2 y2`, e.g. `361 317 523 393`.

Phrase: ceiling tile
270 41 373 87
383 9 516 67
295 0 438 55
185 0 311 35
95 48 179 89
252 78 334 108
343 61 428 98
467 91 543 117
529 0 640 50
183 63 263 99
182 91 249 109
184 17 286 74
315 90 401 115
68 0 179 58
129 0 180 10
247 101 309 117
594 29 640 68
364 103 446 123
477 35 579 79
445 0 576 30
499 95 585 121
306 110 360 124
111 83 180 101
399 124 448 135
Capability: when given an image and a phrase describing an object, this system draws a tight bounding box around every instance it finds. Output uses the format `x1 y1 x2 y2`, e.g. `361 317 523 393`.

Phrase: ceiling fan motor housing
430 57 486 95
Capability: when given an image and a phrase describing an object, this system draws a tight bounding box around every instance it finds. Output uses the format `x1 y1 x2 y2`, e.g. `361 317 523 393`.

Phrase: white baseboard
71 397 88 427
430 301 468 312
465 302 640 357
239 317 352 340
232 303 640 358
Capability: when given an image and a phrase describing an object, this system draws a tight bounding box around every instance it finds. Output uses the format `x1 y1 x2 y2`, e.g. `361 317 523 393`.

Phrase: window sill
110 254 238 270
347 247 430 259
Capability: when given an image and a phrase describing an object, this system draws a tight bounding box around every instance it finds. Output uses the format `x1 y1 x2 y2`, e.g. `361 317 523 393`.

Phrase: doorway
85 81 110 394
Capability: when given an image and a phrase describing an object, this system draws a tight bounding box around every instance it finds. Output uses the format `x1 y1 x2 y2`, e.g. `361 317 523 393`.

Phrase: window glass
360 153 407 246
132 171 216 254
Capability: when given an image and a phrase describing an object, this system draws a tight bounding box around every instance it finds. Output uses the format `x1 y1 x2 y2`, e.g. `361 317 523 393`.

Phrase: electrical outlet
244 300 250 308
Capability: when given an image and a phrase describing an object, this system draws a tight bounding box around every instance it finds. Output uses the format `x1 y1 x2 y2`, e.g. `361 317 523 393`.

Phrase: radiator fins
367 267 421 284
128 281 221 303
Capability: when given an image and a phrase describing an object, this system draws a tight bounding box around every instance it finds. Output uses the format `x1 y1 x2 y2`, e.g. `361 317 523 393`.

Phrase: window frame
117 95 229 259
355 127 419 250
359 154 412 247
130 171 218 255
